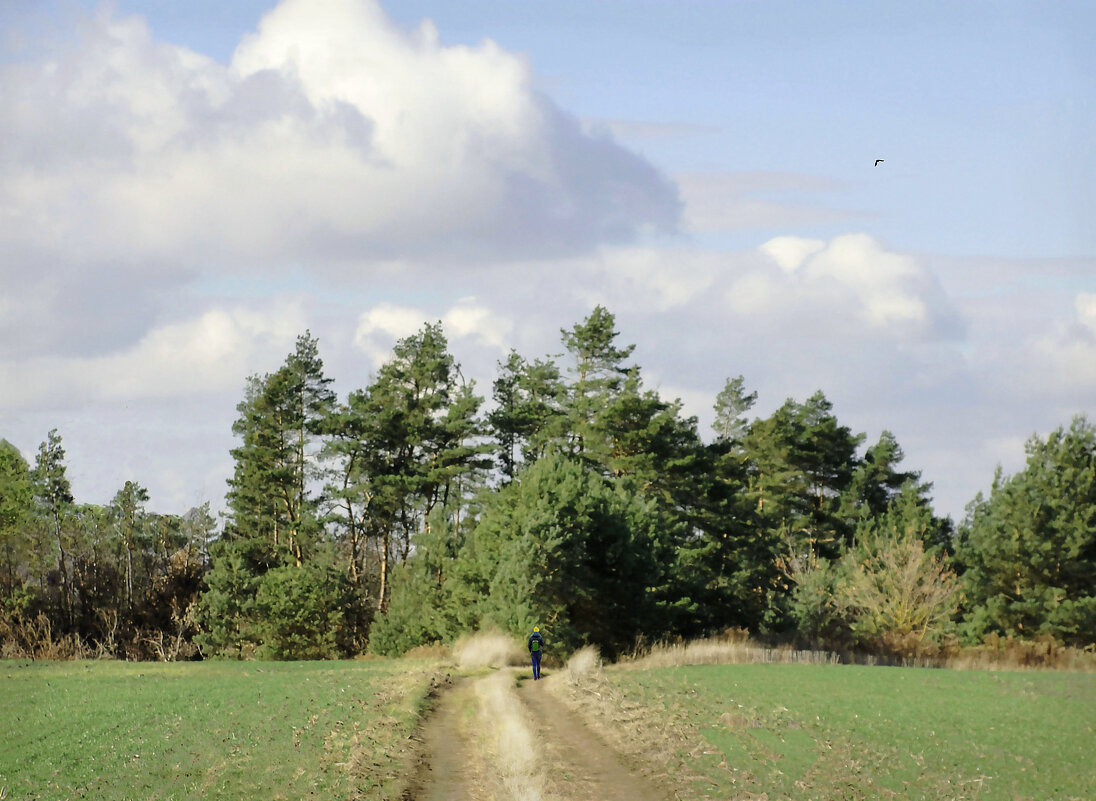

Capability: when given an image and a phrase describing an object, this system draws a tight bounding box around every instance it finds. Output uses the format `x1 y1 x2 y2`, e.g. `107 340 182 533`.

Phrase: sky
1 0 1094 521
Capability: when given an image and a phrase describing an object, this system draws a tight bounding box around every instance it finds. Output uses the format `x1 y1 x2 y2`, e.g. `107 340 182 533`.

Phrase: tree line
2 306 1094 660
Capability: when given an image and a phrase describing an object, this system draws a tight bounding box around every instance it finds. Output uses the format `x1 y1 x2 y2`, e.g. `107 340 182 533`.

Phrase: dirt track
405 670 670 801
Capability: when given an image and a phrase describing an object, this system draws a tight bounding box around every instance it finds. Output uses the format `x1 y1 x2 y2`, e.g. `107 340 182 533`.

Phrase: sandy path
517 674 671 801
404 670 670 801
403 679 481 801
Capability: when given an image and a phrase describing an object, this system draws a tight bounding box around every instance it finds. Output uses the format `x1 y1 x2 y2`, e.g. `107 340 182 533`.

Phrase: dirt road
404 670 670 801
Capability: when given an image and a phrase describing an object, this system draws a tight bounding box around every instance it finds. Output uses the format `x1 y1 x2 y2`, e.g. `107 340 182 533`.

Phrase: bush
253 562 355 660
794 488 959 658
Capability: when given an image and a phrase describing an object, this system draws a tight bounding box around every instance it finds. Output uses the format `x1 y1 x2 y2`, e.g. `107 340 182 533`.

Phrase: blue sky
1 0 1094 518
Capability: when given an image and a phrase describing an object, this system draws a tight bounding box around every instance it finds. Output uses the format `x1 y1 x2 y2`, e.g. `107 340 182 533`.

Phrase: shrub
252 562 354 660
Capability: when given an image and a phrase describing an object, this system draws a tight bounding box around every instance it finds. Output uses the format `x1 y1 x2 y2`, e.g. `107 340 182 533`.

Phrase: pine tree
203 332 336 656
328 323 486 613
32 430 74 624
0 440 33 596
956 416 1096 646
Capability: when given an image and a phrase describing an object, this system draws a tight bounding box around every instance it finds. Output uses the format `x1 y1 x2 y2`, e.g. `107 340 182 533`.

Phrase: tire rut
518 674 672 801
403 678 480 801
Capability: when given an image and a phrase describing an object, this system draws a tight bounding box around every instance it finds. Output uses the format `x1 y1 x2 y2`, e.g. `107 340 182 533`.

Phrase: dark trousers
531 651 541 679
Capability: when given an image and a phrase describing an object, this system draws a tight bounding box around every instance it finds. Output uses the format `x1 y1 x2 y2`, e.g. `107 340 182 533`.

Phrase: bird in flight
875 159 884 166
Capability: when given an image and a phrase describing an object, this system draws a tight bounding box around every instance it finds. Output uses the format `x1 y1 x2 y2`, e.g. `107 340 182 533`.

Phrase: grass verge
0 658 443 801
555 655 1096 801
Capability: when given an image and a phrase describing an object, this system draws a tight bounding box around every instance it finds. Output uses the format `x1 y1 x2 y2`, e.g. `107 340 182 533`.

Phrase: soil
519 674 673 801
402 678 482 801
404 670 671 801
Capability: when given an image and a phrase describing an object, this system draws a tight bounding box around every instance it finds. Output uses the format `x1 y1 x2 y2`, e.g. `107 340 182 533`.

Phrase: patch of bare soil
518 674 673 801
402 677 483 801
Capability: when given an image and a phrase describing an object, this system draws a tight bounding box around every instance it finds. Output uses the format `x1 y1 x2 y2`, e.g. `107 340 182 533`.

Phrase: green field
0 658 440 801
607 663 1096 801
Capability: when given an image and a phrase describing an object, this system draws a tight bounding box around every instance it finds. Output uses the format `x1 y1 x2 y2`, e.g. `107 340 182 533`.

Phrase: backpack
530 633 542 652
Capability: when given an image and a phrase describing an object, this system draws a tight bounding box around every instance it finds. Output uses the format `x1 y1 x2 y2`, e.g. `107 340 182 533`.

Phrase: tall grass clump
453 629 525 668
565 644 602 683
634 635 841 669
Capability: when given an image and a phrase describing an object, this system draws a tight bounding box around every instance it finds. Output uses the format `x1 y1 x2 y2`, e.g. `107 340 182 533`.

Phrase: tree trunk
377 529 390 613
52 511 69 624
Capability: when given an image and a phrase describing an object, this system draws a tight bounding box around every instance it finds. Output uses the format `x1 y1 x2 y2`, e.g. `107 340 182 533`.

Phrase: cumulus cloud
0 301 304 411
353 298 513 369
0 0 679 272
1028 291 1096 394
732 233 965 341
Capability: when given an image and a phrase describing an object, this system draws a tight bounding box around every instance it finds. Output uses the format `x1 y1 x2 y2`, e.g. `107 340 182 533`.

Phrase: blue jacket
528 632 544 653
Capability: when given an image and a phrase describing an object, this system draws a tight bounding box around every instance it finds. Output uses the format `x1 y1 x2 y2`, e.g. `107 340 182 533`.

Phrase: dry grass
628 634 1096 672
943 635 1096 672
564 644 602 682
453 629 526 669
547 646 704 793
631 637 841 669
473 670 548 801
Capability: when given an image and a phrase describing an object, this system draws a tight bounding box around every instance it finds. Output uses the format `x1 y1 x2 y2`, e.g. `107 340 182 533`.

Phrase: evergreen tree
956 416 1096 647
111 480 149 613
225 331 334 565
327 323 486 614
713 375 757 444
202 332 336 657
368 512 465 656
468 453 662 657
488 350 565 481
743 392 865 630
0 440 33 596
558 305 636 458
32 430 74 624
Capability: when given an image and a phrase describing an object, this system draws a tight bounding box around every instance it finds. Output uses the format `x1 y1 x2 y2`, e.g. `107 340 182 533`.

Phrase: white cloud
353 298 513 368
1076 292 1096 332
733 233 964 341
1027 291 1096 394
0 0 679 272
442 299 513 352
568 246 723 313
0 302 304 411
758 236 825 273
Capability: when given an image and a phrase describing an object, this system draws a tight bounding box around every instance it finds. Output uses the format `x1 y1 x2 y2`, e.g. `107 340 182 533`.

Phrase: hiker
528 626 545 680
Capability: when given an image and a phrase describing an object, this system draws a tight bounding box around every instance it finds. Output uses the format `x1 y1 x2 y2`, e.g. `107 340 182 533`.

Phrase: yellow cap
533 626 540 632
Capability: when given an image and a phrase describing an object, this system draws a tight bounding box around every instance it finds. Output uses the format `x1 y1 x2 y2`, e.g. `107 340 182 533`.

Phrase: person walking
528 626 545 680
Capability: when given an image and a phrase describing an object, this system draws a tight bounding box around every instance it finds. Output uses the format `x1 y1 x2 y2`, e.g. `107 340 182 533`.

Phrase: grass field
598 663 1096 801
0 658 441 801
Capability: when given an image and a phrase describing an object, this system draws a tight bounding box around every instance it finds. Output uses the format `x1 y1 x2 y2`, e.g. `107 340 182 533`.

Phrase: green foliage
0 439 33 591
253 559 356 660
194 537 268 658
468 453 663 656
225 331 334 563
712 375 756 444
335 322 487 613
793 486 959 655
488 350 565 480
368 514 464 656
9 307 1096 662
957 416 1096 647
